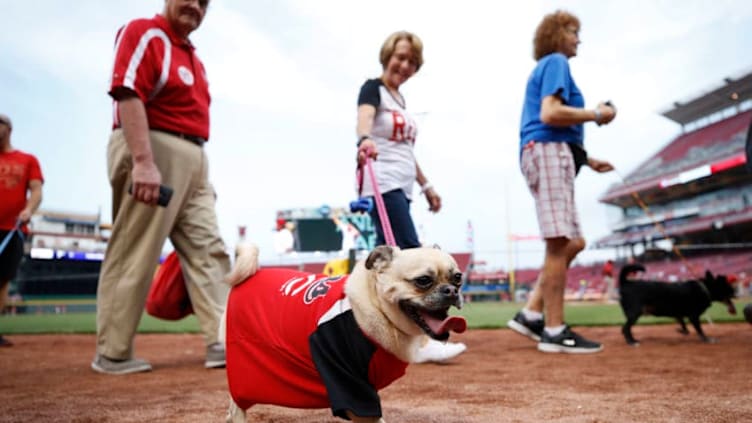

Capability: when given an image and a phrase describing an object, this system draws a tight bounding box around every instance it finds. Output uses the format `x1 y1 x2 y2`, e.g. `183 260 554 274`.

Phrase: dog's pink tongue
727 301 737 315
426 315 467 335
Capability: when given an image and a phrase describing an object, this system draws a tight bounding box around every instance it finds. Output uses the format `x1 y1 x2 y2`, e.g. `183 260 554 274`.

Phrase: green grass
1 299 746 334
0 313 201 334
454 301 746 329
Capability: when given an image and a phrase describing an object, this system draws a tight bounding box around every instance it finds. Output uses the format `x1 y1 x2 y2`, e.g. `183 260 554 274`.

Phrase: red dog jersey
226 268 408 419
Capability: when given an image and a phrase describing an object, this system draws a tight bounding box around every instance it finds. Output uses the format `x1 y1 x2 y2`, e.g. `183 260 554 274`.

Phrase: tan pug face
365 246 465 340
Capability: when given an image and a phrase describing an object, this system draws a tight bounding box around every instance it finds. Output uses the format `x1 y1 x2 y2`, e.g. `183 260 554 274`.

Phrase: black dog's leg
622 313 641 345
688 315 715 343
676 317 689 335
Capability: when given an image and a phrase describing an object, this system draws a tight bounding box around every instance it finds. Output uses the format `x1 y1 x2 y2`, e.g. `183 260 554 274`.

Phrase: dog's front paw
676 328 689 335
702 336 718 344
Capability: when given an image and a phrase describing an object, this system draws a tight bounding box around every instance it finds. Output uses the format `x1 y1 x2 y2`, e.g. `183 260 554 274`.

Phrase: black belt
155 129 206 146
115 126 206 146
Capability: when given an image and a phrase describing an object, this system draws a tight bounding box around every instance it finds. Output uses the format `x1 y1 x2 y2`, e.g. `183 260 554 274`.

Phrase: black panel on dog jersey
309 310 381 419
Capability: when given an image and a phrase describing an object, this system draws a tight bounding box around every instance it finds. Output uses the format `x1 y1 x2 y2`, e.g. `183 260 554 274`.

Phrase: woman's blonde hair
533 10 580 60
379 31 424 71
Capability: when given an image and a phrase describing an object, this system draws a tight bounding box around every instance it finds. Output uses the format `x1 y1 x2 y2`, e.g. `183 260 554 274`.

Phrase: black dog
618 263 737 345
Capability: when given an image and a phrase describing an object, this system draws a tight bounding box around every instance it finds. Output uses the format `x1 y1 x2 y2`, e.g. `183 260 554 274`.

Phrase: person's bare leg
524 236 584 315
0 280 8 313
539 238 569 326
523 274 544 313
540 237 585 326
0 280 12 346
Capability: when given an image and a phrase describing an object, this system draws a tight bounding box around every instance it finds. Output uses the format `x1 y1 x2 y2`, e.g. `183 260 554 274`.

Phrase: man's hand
130 161 162 205
18 209 32 224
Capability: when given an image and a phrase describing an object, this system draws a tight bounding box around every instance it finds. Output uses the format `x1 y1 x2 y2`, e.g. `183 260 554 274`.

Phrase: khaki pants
96 129 230 360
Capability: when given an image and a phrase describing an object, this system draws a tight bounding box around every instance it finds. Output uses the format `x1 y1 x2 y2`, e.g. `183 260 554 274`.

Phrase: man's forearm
19 182 42 223
26 186 42 214
118 96 153 164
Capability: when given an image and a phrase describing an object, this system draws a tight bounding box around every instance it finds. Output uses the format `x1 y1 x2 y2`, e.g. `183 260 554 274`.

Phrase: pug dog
223 244 467 423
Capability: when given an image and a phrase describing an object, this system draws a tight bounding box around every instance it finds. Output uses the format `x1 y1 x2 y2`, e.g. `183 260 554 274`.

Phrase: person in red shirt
602 259 617 301
0 113 44 347
92 0 230 375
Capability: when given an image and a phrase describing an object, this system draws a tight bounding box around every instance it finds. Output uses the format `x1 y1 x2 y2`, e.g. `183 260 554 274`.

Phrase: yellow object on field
323 258 350 276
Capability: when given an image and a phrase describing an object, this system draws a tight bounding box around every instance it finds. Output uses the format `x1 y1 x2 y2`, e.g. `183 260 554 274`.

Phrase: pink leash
361 153 396 246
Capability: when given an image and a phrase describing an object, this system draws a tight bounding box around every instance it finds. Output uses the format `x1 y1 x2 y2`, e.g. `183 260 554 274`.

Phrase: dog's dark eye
452 272 463 285
413 275 434 290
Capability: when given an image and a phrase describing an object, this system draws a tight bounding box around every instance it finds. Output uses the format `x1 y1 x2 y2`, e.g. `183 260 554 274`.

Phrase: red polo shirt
109 14 210 140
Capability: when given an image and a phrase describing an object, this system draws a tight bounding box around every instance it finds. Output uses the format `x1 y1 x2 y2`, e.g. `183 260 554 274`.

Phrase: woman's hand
424 186 441 212
587 157 614 173
594 102 617 125
357 139 378 166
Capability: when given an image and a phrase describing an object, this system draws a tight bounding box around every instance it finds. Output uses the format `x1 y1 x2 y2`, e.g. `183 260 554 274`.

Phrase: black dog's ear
365 245 395 271
705 270 714 280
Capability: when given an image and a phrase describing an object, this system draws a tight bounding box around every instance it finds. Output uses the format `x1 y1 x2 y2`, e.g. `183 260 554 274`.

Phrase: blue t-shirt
519 53 585 152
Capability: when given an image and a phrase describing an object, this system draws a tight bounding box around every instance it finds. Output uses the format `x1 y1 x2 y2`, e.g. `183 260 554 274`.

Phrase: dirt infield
2 323 751 422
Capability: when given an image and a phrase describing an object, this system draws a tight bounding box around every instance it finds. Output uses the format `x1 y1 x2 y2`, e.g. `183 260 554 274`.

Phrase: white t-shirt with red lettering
357 79 418 199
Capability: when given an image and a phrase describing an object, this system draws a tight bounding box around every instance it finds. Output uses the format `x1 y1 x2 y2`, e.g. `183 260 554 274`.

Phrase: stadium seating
602 109 751 201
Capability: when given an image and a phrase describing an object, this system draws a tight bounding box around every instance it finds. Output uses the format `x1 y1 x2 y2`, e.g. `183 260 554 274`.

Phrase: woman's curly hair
533 10 580 60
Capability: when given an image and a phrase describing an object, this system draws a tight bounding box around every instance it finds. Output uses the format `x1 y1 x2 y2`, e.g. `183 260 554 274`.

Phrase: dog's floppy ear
365 245 395 271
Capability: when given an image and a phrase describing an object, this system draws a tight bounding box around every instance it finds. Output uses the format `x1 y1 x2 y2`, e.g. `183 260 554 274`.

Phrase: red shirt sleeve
109 19 167 103
27 154 43 183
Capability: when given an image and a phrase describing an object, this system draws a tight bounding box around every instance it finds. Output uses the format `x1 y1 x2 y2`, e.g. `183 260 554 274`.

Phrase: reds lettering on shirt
0 163 25 189
109 14 211 140
389 110 416 143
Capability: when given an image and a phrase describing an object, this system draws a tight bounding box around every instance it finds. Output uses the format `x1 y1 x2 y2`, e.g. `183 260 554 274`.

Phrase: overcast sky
2 0 751 269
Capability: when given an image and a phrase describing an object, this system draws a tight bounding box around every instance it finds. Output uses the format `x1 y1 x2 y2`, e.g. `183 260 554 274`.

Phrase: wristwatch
357 135 371 146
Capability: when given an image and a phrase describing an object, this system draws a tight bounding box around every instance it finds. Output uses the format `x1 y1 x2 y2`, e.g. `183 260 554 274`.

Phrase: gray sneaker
205 342 226 369
91 354 152 375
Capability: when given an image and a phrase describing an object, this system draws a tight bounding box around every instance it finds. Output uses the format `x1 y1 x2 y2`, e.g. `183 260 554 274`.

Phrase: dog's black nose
440 285 458 298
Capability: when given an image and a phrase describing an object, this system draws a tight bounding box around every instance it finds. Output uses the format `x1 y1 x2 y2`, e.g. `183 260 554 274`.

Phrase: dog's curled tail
225 243 260 286
619 263 645 285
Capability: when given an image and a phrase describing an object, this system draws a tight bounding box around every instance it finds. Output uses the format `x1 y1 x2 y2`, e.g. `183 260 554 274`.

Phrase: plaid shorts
520 141 582 239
